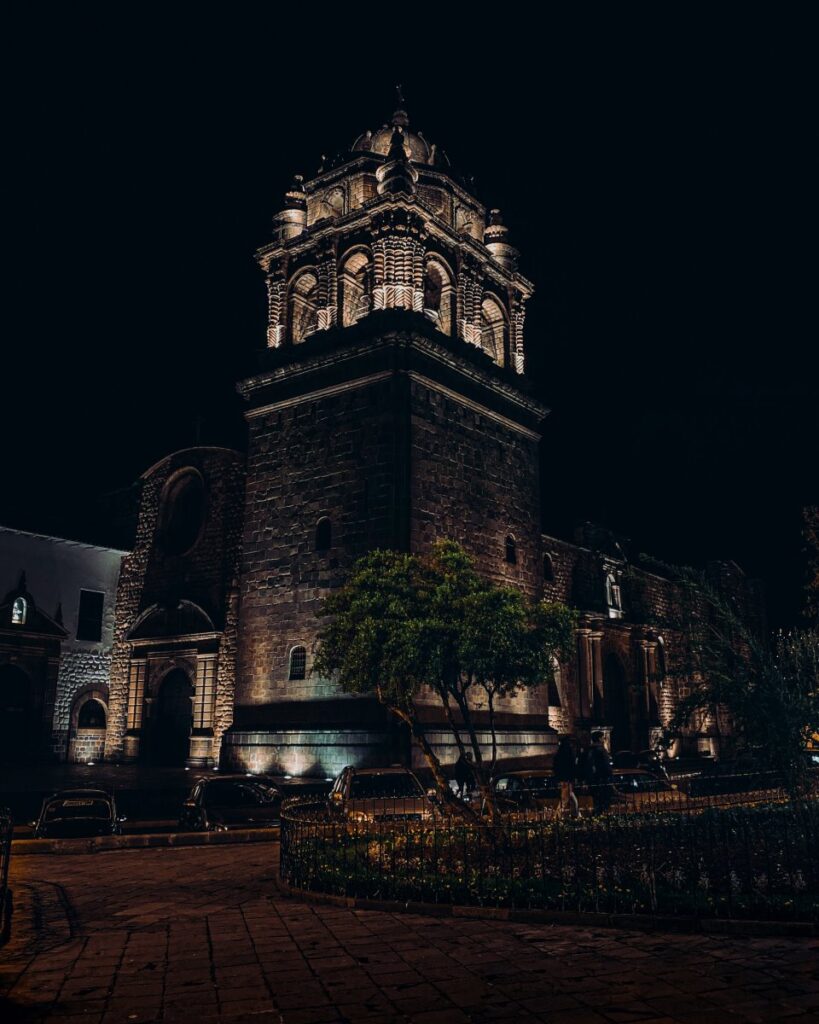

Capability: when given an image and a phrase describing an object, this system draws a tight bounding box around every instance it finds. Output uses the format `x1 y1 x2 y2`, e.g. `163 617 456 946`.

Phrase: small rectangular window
77 590 104 642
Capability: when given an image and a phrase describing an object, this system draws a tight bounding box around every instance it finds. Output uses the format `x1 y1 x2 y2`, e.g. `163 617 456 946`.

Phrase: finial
376 126 419 196
283 175 307 210
386 126 407 162
391 83 409 128
17 570 26 592
55 602 63 625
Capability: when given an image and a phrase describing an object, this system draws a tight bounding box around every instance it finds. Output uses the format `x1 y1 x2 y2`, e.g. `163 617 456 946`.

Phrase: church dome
352 103 446 167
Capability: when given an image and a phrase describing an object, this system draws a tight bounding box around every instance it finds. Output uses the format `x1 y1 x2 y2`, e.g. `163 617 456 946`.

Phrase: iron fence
280 774 819 922
0 807 12 944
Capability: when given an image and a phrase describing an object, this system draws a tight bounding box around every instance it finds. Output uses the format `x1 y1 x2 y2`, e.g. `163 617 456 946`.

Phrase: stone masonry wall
106 448 245 760
409 377 547 719
237 377 402 706
52 647 112 759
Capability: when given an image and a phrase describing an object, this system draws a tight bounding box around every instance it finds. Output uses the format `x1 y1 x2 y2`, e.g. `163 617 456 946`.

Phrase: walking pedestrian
553 736 579 818
589 731 614 813
454 751 473 799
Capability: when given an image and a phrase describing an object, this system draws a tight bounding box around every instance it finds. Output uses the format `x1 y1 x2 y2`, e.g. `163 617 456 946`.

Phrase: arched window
11 596 27 626
339 250 372 326
315 517 332 552
547 657 562 707
288 645 307 681
543 553 555 582
78 699 106 729
160 469 206 556
423 259 455 336
606 573 623 618
480 296 507 366
288 270 319 343
656 636 667 684
505 535 517 564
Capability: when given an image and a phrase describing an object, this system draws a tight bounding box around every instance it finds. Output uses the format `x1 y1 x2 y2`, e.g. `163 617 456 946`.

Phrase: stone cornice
255 195 534 298
237 320 548 422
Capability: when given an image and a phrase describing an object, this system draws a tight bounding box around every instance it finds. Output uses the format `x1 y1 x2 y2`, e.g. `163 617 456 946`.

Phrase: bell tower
226 99 550 775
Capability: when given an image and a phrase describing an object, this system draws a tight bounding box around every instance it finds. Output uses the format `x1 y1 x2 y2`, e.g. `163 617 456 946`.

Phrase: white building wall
0 526 126 758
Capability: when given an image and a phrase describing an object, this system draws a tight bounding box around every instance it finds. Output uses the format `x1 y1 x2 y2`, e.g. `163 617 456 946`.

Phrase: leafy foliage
315 541 577 813
634 558 819 784
282 796 819 921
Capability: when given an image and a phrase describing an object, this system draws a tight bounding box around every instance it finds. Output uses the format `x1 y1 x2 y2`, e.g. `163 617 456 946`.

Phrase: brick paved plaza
2 844 818 1023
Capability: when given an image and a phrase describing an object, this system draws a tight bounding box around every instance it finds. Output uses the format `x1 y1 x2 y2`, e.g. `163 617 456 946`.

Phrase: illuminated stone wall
235 375 402 710
105 447 244 763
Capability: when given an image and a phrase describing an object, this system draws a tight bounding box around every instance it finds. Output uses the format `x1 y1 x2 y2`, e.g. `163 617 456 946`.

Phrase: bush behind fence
280 782 819 922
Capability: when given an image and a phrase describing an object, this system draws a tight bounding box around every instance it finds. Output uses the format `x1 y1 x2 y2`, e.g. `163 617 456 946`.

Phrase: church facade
1 103 765 773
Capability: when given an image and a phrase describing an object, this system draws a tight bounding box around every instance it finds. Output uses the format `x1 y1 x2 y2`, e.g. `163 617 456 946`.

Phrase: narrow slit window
315 517 332 552
505 536 517 564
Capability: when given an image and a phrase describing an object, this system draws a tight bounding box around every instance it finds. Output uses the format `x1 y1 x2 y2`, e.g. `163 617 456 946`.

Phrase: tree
644 559 819 786
314 541 576 817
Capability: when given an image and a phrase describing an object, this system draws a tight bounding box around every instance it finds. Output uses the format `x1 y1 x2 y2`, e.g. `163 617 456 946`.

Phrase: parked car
179 775 282 832
609 768 684 810
612 749 671 783
328 766 438 822
492 770 594 814
33 789 123 839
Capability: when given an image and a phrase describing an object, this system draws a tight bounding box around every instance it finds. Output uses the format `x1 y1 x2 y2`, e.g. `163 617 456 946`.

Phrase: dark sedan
34 789 123 839
178 775 282 831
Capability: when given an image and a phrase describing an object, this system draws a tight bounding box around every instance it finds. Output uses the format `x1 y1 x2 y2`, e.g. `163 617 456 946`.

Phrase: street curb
273 876 818 937
12 828 279 855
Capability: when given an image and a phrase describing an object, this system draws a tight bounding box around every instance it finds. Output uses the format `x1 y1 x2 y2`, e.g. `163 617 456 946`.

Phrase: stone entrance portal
604 654 632 754
147 669 193 766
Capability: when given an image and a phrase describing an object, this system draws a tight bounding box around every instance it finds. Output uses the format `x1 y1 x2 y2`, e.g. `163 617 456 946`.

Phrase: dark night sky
3 10 817 626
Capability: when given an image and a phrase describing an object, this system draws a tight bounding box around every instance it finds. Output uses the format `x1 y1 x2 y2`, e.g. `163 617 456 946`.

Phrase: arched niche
338 248 372 327
68 688 109 763
423 257 455 336
288 269 320 343
480 294 508 366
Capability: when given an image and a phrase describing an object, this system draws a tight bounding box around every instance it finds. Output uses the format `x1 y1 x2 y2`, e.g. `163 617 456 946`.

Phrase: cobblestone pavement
2 844 818 1024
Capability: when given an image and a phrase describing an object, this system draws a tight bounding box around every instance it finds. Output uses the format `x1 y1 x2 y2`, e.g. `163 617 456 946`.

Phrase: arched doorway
604 654 632 754
149 669 193 766
0 664 34 762
68 692 108 763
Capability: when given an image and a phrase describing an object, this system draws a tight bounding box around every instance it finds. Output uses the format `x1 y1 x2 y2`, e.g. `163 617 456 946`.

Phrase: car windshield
43 798 112 821
349 773 422 799
206 782 277 807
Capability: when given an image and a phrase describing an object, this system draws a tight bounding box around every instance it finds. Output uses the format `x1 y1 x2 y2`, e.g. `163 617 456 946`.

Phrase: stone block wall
236 376 402 707
51 647 112 759
409 378 542 595
408 376 547 720
69 728 106 764
106 447 245 761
